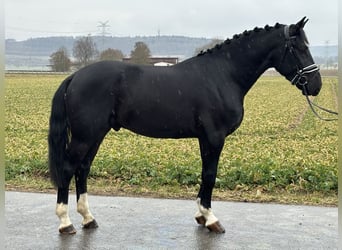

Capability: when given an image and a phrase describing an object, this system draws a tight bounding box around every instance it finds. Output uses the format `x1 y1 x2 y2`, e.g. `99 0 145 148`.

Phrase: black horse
49 17 321 234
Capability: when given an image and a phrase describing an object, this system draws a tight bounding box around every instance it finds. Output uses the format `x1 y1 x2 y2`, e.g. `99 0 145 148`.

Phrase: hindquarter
64 66 119 140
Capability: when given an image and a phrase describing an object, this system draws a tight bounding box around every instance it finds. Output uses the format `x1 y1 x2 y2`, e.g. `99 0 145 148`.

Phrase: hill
5 36 338 70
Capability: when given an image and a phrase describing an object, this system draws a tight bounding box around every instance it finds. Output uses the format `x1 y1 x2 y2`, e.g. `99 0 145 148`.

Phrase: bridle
280 25 338 121
283 25 320 87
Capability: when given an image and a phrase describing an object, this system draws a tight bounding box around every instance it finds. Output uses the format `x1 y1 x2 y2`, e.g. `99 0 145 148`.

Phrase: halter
282 25 338 121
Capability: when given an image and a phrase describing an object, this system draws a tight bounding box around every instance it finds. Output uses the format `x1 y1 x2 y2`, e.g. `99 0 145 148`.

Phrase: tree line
50 36 224 72
45 36 340 72
50 35 151 72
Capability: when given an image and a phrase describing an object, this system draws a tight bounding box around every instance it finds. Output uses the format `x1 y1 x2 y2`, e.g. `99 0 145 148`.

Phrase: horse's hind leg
56 160 79 234
75 140 103 230
56 139 90 234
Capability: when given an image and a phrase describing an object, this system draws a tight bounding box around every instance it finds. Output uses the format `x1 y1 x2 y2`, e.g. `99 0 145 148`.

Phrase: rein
303 85 338 121
283 25 338 121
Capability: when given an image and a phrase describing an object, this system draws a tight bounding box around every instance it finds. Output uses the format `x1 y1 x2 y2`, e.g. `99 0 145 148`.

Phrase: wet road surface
5 191 338 249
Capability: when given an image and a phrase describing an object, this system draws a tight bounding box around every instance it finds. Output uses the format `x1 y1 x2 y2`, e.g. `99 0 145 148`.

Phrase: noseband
283 25 319 87
290 64 319 87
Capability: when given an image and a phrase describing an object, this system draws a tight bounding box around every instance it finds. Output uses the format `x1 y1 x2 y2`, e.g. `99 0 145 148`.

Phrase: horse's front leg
195 136 225 233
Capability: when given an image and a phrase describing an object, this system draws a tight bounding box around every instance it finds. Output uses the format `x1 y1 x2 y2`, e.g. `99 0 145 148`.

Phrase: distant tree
49 47 71 72
99 48 124 61
73 35 98 68
194 39 224 55
130 41 151 65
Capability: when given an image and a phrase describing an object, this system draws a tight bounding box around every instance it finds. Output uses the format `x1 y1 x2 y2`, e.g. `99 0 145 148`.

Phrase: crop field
5 74 338 204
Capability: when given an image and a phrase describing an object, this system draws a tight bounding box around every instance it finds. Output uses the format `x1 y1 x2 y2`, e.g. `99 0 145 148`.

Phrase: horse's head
274 17 322 96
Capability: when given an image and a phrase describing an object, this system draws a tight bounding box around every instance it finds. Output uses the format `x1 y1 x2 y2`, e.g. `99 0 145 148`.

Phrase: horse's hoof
195 215 206 226
83 219 98 229
59 224 77 234
207 221 225 234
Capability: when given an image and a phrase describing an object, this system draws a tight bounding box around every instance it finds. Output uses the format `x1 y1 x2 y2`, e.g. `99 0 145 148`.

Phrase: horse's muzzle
307 72 322 96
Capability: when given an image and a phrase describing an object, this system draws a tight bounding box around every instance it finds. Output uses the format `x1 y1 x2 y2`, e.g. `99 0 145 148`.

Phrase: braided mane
197 22 282 56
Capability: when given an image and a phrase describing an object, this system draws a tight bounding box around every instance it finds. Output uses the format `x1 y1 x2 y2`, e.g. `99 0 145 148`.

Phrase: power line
97 21 110 51
97 21 110 36
324 40 329 69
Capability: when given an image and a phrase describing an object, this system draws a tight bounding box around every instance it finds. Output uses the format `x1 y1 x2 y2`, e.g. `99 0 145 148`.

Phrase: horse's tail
48 75 73 188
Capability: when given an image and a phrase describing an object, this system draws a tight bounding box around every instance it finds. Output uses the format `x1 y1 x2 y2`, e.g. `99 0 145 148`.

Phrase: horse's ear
296 17 309 29
290 17 308 36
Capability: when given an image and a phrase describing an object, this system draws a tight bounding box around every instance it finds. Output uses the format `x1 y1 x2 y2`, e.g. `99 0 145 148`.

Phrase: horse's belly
126 126 195 139
119 110 196 139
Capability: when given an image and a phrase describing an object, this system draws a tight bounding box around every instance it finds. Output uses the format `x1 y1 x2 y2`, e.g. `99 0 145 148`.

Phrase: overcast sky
5 0 338 45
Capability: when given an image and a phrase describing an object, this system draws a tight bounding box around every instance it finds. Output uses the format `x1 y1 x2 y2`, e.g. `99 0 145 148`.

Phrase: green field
5 74 338 205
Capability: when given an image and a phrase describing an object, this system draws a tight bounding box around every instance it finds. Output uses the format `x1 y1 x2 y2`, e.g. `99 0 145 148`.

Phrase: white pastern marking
77 193 95 225
195 198 203 218
56 203 72 229
195 198 219 226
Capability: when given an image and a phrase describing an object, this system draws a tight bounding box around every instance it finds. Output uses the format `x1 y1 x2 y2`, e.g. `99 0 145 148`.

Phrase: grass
4 74 338 206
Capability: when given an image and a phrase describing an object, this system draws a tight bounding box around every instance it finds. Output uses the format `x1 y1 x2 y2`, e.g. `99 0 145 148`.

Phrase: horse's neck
215 31 281 95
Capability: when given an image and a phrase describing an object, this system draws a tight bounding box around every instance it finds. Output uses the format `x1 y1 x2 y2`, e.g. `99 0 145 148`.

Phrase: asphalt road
5 191 338 249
